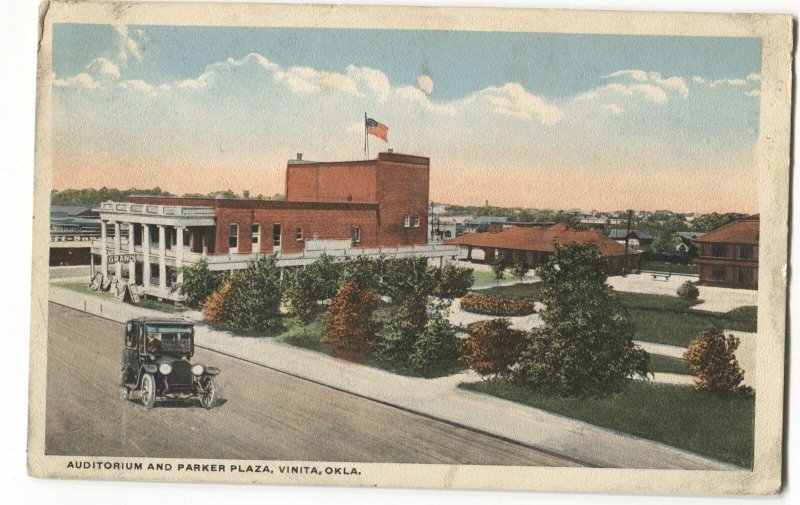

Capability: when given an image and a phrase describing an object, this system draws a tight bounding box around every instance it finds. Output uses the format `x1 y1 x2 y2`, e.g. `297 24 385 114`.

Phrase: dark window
740 245 753 259
251 225 260 245
228 224 238 249
351 227 361 243
295 227 303 241
125 323 136 348
711 244 726 257
711 266 726 280
272 224 282 247
738 268 751 283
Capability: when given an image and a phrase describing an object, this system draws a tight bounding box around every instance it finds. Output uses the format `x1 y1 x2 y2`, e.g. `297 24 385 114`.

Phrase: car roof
130 317 193 325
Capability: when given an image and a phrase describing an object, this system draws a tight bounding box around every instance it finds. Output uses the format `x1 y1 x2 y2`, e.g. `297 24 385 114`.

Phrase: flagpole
364 112 368 159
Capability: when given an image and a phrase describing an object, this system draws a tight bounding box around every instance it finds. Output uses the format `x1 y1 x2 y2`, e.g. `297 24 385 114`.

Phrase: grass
59 281 188 314
650 354 691 375
461 378 755 468
639 261 699 275
476 284 757 347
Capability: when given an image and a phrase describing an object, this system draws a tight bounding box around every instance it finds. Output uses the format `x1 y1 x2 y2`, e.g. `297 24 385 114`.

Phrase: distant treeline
441 205 587 229
51 188 285 206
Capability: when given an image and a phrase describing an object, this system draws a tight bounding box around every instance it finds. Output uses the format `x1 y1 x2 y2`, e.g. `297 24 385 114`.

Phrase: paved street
45 303 582 466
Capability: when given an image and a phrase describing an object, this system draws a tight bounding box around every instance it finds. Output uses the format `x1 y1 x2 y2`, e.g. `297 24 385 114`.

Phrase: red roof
445 223 633 257
693 215 759 245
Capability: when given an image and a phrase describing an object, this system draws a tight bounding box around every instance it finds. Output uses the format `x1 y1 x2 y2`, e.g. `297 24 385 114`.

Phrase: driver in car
145 333 161 354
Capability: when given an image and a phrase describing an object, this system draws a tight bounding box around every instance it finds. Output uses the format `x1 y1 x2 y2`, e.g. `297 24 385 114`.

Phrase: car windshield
144 324 193 353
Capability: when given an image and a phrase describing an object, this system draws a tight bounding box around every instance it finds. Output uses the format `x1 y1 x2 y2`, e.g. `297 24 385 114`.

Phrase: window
251 225 260 245
711 266 726 280
413 214 420 227
711 244 726 257
295 227 303 241
738 268 751 283
403 214 410 227
272 224 282 248
740 245 753 260
351 227 361 243
228 224 238 249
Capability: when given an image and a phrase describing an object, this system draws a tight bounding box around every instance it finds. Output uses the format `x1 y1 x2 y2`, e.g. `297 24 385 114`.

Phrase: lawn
475 283 757 347
461 378 754 468
650 354 691 375
59 282 188 314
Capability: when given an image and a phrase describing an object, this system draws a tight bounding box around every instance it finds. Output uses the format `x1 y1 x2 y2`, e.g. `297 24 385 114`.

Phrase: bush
683 327 749 395
460 294 535 316
283 267 320 325
340 256 384 292
514 243 650 396
677 280 700 301
202 280 232 325
407 302 460 376
460 319 527 377
179 259 225 309
303 254 344 301
491 256 507 282
510 261 529 280
434 264 474 299
377 298 427 365
323 280 381 361
381 257 438 305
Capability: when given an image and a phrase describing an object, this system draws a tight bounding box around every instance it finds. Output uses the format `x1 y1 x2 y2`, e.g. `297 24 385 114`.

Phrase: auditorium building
91 152 459 301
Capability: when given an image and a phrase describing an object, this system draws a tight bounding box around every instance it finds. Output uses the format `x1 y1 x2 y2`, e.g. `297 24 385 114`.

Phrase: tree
514 243 650 396
677 280 700 301
407 301 460 377
282 267 320 325
683 327 749 395
377 298 428 365
323 280 381 360
491 255 507 283
651 230 680 254
381 257 438 305
460 319 527 377
304 254 344 301
510 261 529 281
433 264 475 299
340 256 384 292
179 259 225 309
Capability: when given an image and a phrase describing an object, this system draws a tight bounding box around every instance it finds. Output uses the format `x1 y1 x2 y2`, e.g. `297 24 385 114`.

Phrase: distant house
693 216 758 289
50 205 102 266
464 216 508 233
675 231 705 253
607 229 654 249
445 223 641 274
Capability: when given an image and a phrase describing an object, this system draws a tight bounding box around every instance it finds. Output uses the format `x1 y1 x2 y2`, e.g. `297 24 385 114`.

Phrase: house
464 216 508 233
607 229 654 249
693 215 759 289
675 231 705 254
91 152 459 301
50 205 102 266
445 223 641 274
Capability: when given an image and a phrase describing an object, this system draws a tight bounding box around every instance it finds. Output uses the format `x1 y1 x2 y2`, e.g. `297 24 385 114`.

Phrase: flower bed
460 294 536 317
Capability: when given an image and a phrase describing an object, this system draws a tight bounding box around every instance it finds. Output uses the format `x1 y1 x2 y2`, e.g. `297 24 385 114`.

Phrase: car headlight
192 364 205 376
158 363 172 375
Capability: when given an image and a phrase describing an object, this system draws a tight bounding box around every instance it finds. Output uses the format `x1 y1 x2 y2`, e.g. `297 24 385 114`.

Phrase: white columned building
142 224 151 289
113 222 122 279
99 220 108 281
158 225 167 294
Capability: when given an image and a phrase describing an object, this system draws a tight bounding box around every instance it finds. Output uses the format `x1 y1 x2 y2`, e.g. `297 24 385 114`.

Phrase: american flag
365 117 388 142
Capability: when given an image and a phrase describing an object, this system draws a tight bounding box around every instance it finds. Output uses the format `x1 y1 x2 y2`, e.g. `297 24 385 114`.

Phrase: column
142 224 151 289
158 225 167 293
99 220 107 281
175 226 185 285
113 222 122 279
128 222 136 283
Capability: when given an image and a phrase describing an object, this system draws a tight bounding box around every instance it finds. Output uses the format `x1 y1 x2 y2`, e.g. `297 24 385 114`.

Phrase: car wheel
199 376 219 410
141 373 156 409
120 370 131 401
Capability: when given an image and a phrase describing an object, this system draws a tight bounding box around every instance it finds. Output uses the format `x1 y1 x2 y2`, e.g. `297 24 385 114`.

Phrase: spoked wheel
199 376 219 410
119 370 131 401
140 373 156 409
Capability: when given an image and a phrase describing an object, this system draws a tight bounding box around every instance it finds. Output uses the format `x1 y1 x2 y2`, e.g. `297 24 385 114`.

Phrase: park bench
651 273 671 281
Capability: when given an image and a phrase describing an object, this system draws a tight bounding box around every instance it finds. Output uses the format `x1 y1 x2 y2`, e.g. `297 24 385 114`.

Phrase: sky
51 24 762 213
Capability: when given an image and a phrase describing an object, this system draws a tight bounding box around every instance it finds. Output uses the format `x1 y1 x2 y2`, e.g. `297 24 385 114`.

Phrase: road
45 303 583 466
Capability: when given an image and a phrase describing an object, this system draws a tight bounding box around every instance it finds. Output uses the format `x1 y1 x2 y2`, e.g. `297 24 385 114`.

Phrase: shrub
202 280 233 325
377 298 428 365
283 267 320 325
381 257 438 305
683 327 749 395
514 243 650 396
434 264 474 299
340 255 384 292
491 256 507 282
179 259 225 309
460 294 536 316
510 261 529 280
303 254 344 301
460 319 527 377
323 280 381 361
407 302 460 376
677 280 700 301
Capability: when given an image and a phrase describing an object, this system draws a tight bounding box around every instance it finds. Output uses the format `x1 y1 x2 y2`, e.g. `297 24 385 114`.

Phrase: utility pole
623 209 633 275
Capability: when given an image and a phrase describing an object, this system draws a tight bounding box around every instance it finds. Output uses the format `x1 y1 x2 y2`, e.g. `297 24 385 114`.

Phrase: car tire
199 376 219 410
141 373 156 409
120 370 131 401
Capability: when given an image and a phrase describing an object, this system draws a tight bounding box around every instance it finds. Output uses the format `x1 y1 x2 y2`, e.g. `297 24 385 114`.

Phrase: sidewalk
48 285 738 470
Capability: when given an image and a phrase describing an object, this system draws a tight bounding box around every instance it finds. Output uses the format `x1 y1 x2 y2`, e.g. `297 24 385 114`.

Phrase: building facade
693 215 759 289
91 152 458 301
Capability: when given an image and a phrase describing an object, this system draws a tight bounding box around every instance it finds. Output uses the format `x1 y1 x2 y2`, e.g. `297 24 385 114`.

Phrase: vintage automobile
120 318 220 409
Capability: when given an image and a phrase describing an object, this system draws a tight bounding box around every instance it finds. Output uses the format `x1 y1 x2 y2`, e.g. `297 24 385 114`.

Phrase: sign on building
108 254 135 264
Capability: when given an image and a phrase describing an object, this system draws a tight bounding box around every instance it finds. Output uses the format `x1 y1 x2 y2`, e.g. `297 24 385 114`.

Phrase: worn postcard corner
28 0 792 495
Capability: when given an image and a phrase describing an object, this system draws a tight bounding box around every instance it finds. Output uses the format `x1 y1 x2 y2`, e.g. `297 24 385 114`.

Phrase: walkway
48 284 737 470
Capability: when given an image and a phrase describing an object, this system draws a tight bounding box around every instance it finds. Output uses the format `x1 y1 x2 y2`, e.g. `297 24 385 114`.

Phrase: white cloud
602 70 688 98
709 78 747 88
478 83 563 124
114 25 143 64
416 74 433 94
86 57 120 80
54 73 100 89
747 73 761 82
347 65 391 102
117 79 155 93
745 89 760 97
607 82 669 104
691 76 705 84
603 103 623 115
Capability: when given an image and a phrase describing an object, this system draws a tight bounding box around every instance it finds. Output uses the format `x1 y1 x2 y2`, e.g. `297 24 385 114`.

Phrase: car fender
142 364 158 374
204 367 220 376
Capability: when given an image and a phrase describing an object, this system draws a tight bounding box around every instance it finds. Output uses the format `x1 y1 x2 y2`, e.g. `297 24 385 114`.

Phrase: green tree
491 255 507 283
407 301 460 377
381 257 438 305
283 267 320 325
179 259 225 309
514 243 650 396
304 254 343 301
341 256 384 292
510 261 529 281
433 264 474 299
222 256 283 333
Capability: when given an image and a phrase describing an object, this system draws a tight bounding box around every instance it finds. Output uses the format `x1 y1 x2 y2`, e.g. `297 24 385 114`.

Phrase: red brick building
693 215 759 289
93 152 455 300
445 223 641 274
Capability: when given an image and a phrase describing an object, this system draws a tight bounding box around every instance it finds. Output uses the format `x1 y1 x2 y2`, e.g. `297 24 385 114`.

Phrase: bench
651 273 671 281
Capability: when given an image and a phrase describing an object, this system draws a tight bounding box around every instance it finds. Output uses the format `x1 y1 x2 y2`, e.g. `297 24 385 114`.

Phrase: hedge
460 294 536 317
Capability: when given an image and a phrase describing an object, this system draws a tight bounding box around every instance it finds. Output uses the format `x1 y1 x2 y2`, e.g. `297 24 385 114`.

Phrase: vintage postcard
29 0 792 495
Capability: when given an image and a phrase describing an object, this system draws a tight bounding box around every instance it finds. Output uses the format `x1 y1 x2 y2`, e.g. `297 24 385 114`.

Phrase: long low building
693 215 759 289
444 223 640 274
90 152 459 301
